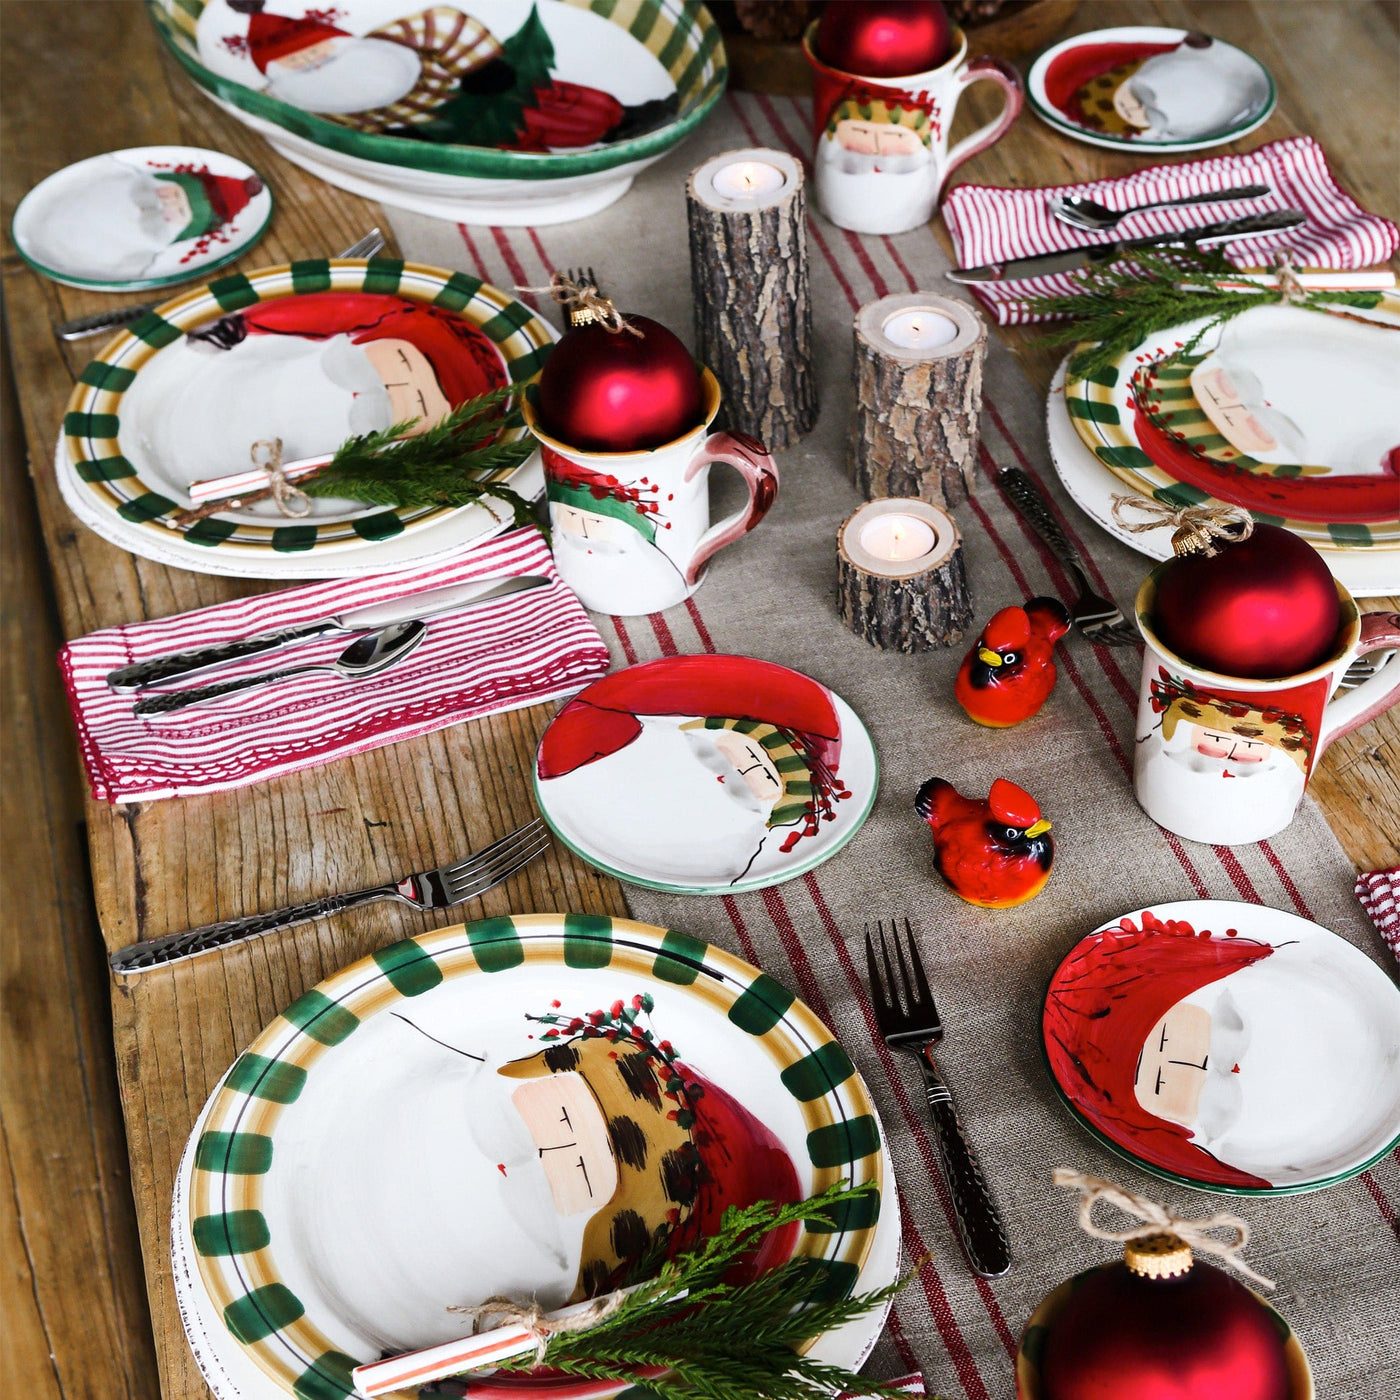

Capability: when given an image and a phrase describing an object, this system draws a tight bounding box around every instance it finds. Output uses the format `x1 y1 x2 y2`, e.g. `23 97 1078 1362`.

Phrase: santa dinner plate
62 259 553 558
11 145 272 292
1063 295 1400 551
184 914 887 1400
1042 899 1400 1195
533 656 879 896
1044 360 1400 598
1027 27 1275 153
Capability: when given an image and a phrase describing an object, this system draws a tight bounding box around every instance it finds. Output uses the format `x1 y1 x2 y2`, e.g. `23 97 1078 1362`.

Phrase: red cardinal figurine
915 777 1055 907
955 597 1071 727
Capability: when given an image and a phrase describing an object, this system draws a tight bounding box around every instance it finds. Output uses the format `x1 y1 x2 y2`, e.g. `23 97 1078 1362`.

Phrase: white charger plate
1043 899 1400 1194
180 915 893 1399
1045 359 1400 598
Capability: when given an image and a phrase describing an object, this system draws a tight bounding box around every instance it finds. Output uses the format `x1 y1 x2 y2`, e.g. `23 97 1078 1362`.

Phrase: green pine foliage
302 384 540 532
1024 248 1385 380
483 1181 931 1400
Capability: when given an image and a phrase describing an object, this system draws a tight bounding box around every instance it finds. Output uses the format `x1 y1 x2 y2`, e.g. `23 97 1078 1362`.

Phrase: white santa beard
1130 45 1267 139
1184 948 1394 1181
118 332 392 497
31 160 174 281
266 38 421 114
1135 739 1306 844
550 526 691 613
815 138 938 235
542 718 776 883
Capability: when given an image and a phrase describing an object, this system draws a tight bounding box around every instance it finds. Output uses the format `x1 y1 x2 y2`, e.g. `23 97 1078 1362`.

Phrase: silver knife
946 209 1307 283
106 574 551 691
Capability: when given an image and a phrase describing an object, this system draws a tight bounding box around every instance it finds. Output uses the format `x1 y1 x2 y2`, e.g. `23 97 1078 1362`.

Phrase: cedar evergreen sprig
484 1180 933 1400
1023 247 1387 381
301 383 540 532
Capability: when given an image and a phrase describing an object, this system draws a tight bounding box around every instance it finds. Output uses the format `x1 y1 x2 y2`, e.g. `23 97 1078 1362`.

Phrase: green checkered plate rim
62 259 554 555
187 913 884 1400
150 0 727 182
1062 292 1400 552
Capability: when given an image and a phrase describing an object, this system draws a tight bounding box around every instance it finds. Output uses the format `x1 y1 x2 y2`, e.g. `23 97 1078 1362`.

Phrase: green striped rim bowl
187 913 884 1400
148 0 727 183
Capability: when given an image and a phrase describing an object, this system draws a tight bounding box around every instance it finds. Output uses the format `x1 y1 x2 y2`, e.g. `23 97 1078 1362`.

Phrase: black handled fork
865 918 1012 1277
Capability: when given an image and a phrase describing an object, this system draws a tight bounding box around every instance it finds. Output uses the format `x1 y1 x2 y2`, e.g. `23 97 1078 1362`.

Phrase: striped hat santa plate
11 144 272 292
534 655 879 895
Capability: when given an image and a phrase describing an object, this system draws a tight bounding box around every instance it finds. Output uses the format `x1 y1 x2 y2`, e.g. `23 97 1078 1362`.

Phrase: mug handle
682 431 779 587
1318 611 1400 756
944 55 1024 184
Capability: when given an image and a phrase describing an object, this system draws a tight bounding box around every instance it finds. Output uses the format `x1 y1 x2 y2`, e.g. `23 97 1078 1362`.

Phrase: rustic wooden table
2 3 1396 1398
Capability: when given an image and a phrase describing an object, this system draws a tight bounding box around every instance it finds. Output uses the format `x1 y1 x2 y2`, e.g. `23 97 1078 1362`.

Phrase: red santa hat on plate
155 167 263 240
223 1 350 73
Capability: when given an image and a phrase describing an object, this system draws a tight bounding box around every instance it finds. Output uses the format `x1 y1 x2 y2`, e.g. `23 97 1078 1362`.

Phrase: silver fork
993 464 1141 647
55 228 386 341
865 918 1012 1278
109 818 549 973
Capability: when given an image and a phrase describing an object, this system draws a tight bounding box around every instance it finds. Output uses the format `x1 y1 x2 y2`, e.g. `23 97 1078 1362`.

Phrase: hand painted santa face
835 119 925 156
1135 1001 1212 1126
1191 726 1270 764
510 1073 619 1217
553 503 632 546
362 338 452 432
265 36 421 114
155 180 194 230
709 728 783 803
1111 80 1152 129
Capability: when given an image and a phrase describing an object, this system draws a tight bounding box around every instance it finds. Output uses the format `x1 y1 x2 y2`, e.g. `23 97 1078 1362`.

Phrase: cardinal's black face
984 819 1054 867
969 642 1022 689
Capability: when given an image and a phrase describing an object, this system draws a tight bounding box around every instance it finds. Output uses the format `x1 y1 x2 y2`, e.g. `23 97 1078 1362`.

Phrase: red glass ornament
815 0 953 77
1041 1257 1291 1400
1153 524 1341 680
536 314 706 453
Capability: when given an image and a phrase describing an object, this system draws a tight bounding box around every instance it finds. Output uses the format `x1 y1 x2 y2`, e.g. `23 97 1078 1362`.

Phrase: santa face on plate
537 657 851 885
116 291 506 509
26 156 262 282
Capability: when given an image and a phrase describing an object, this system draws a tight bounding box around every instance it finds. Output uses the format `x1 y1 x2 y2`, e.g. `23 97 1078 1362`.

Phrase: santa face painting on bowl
537 657 851 887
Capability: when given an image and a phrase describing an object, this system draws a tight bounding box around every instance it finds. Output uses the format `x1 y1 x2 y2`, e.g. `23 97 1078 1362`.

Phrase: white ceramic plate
184 915 888 1399
11 145 272 291
1045 359 1400 598
1028 26 1275 153
1043 899 1400 1193
534 656 879 896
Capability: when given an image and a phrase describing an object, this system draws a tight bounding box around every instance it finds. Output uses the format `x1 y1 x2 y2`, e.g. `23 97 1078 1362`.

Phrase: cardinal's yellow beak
978 647 1003 667
1024 818 1052 838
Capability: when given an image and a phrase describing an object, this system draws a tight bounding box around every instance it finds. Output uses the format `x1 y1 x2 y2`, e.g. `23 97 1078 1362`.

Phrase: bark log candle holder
687 147 816 451
837 497 972 652
849 292 987 508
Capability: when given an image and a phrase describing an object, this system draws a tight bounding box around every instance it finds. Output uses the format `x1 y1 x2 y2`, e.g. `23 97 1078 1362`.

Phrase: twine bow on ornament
249 437 312 518
1110 493 1253 559
1053 1169 1276 1289
517 267 644 336
448 1289 628 1367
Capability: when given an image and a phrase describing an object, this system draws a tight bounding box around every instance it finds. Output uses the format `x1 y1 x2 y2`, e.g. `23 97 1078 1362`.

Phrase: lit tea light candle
710 159 787 200
881 307 960 351
860 512 937 563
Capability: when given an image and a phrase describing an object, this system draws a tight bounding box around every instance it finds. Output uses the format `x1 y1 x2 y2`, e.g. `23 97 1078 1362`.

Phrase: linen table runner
391 94 1400 1400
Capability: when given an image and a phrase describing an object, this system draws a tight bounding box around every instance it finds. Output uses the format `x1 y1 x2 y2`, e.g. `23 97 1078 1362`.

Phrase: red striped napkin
59 529 611 803
1356 866 1400 964
942 135 1399 325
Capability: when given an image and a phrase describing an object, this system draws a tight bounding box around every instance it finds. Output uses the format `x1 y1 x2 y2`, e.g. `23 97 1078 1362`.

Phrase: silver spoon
1051 184 1272 233
134 620 426 717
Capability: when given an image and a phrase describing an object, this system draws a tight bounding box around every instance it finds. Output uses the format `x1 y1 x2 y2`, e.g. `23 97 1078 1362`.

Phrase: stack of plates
147 0 727 226
58 260 554 579
1047 290 1400 597
172 914 899 1400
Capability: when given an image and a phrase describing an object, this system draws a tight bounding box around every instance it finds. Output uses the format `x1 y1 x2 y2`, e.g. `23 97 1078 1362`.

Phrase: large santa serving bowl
1042 900 1400 1195
147 0 727 225
184 914 887 1399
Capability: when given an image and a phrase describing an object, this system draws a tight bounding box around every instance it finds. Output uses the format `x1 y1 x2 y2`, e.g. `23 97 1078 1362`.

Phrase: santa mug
1133 570 1400 846
802 24 1023 235
522 369 778 617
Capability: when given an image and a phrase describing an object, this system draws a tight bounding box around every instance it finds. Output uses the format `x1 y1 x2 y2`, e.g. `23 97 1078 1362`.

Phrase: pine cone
733 0 818 41
947 0 1010 22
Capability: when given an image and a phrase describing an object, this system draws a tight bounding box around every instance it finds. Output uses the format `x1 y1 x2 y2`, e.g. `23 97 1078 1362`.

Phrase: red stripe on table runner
683 597 717 652
647 610 680 656
455 224 492 280
490 227 535 308
882 1304 925 1377
1360 1172 1400 1244
609 615 639 667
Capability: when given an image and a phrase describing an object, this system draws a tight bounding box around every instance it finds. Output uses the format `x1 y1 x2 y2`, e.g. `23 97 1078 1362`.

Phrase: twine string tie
1110 493 1253 558
516 269 644 336
1053 1169 1276 1289
250 437 312 518
449 1289 628 1366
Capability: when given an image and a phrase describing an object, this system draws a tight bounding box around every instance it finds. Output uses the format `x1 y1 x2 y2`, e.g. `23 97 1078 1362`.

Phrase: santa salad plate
148 0 727 225
62 259 553 559
1062 295 1400 552
534 656 879 896
1027 27 1275 153
1042 900 1400 1195
11 145 272 292
1044 360 1400 598
184 913 888 1399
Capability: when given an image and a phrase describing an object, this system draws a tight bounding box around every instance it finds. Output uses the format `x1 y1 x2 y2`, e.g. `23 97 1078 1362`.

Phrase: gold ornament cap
1124 1232 1195 1279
